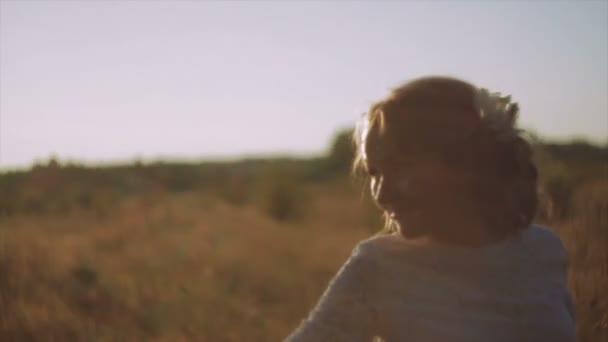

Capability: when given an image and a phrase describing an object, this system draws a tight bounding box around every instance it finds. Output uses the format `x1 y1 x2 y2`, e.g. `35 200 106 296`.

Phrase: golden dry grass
0 182 605 341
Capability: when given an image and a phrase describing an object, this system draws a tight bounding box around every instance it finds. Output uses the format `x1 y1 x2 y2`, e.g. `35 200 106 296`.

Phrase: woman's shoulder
351 225 569 263
342 235 422 286
355 225 569 259
353 233 421 259
523 224 568 259
524 223 562 240
356 233 401 251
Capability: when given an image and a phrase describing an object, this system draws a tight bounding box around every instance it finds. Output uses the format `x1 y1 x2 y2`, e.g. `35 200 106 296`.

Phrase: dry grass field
0 141 606 341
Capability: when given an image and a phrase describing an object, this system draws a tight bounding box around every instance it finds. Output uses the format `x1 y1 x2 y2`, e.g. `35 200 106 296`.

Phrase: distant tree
47 155 61 169
258 163 307 222
326 128 356 176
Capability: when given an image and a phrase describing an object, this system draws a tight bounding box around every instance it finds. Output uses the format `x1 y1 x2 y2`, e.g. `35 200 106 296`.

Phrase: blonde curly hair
353 76 538 238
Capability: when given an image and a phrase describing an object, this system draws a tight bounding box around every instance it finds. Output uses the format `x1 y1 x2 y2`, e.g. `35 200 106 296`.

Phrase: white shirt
286 224 576 342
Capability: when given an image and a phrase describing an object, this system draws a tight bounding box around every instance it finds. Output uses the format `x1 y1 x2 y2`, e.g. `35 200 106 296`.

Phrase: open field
0 140 606 341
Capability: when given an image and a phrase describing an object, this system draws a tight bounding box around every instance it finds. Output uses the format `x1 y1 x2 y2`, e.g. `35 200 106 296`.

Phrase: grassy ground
0 183 606 341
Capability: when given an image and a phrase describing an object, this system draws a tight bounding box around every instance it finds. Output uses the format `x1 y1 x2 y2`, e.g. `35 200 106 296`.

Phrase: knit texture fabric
286 224 576 342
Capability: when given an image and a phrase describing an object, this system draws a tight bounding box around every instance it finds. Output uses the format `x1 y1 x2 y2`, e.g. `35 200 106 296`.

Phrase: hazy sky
1 1 607 169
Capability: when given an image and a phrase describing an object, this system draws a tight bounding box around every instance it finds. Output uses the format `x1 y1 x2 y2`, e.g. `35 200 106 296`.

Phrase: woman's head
353 76 538 243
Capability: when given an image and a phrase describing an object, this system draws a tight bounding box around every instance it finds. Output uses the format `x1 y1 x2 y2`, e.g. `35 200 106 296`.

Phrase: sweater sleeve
285 242 379 342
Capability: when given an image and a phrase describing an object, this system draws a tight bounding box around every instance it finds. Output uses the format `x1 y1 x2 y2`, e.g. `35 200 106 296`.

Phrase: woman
286 76 576 341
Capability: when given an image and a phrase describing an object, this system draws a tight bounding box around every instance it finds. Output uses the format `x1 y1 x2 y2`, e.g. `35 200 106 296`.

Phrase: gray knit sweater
286 224 576 342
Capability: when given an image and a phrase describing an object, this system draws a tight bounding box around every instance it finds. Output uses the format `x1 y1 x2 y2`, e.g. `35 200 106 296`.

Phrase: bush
257 165 308 222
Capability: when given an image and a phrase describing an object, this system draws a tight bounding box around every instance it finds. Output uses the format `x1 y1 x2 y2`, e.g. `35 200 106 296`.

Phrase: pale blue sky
1 1 607 169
